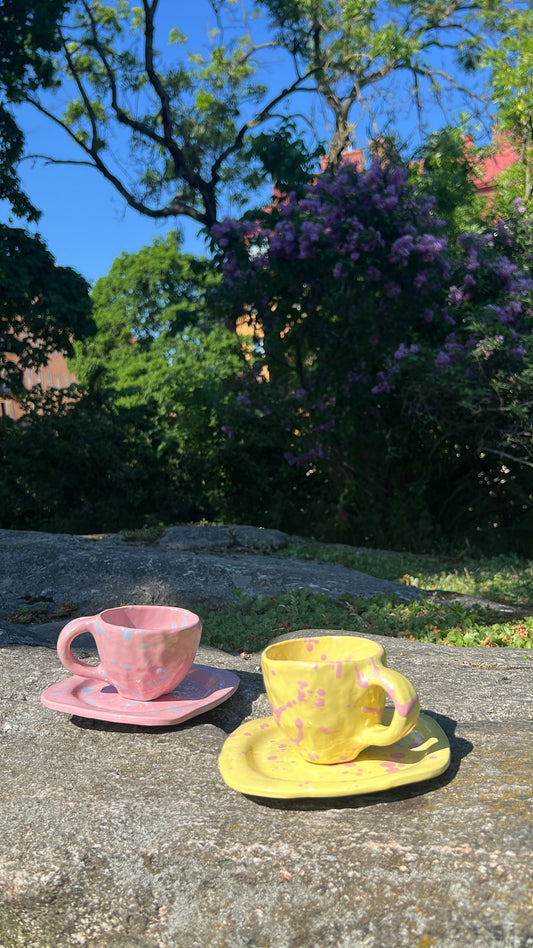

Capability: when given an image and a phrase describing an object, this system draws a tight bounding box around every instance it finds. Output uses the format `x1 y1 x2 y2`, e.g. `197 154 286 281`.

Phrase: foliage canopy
9 0 516 232
213 157 533 549
0 0 69 220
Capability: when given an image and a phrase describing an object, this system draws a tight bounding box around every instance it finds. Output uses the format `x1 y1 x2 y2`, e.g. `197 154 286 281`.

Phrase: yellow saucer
218 710 450 799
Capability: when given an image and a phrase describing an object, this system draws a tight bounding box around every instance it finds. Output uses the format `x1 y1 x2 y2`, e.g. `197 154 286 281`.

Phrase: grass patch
280 542 533 605
9 601 78 625
200 542 533 652
199 589 533 654
119 530 533 652
120 525 166 544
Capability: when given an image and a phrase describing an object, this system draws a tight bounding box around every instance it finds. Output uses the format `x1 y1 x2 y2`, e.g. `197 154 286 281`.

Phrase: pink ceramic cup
56 605 202 701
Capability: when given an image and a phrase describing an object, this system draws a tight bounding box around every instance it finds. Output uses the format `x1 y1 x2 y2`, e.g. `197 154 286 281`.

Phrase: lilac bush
212 160 533 549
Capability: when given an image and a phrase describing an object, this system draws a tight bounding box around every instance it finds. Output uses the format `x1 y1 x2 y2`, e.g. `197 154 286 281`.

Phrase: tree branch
480 447 533 470
24 96 210 224
210 66 320 183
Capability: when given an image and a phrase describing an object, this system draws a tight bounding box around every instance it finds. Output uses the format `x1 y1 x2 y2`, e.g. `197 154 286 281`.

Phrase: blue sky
4 2 488 288
12 105 204 286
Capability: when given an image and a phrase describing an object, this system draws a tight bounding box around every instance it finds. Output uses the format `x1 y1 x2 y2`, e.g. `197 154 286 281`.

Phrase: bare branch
480 448 533 470
80 1 168 150
24 96 209 224
210 66 320 182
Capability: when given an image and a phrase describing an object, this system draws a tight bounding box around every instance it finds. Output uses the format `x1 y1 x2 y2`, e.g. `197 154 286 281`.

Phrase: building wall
0 350 75 421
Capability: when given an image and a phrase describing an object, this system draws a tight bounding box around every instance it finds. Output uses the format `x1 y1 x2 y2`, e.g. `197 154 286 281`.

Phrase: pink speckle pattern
380 760 407 773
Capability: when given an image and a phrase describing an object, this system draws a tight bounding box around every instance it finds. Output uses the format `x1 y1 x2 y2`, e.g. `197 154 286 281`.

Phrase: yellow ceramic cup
261 635 420 764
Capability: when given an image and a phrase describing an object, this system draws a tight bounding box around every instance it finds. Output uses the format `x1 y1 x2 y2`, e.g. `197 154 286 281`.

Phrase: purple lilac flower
390 234 414 264
509 344 526 359
414 234 448 261
371 376 392 394
222 257 241 283
211 217 240 248
371 364 400 394
502 300 523 323
449 273 476 305
385 281 401 298
435 351 452 368
298 220 323 259
285 444 324 470
362 228 385 252
381 191 399 211
444 335 464 355
495 257 518 284
371 194 387 213
494 219 513 246
394 343 420 360
394 343 409 360
513 276 533 294
341 369 364 397
269 221 296 258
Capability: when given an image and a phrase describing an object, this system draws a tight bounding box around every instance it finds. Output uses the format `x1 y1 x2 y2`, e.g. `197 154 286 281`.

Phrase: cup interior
100 604 200 632
264 635 382 665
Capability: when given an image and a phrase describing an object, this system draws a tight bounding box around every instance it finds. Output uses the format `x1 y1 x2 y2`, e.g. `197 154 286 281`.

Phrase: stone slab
0 528 424 631
0 633 531 948
157 524 290 552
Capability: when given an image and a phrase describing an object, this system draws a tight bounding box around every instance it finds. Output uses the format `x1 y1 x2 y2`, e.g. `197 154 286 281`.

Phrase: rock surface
0 526 427 648
0 527 531 947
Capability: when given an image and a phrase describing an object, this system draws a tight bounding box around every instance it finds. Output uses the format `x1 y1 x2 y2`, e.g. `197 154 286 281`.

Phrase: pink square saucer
41 663 239 726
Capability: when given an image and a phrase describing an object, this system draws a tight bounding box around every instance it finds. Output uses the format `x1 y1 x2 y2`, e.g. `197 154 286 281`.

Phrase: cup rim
262 634 384 663
99 604 201 631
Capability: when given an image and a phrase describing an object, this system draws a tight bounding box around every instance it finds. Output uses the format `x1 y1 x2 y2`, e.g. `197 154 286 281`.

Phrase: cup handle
360 664 420 747
57 616 107 682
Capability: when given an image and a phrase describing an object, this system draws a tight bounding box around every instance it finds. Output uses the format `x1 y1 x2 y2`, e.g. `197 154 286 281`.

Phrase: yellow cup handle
360 664 420 746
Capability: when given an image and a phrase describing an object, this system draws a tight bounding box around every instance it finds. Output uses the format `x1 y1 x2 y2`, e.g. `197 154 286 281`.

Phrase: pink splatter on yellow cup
262 635 420 764
57 605 202 701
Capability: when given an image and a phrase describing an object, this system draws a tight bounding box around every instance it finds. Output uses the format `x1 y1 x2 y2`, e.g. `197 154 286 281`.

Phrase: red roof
475 142 520 195
333 140 520 197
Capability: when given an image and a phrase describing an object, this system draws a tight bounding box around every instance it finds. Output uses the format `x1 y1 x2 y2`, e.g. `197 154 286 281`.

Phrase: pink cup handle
57 616 107 682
